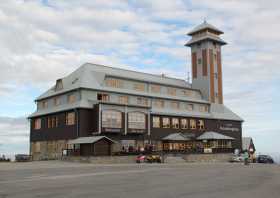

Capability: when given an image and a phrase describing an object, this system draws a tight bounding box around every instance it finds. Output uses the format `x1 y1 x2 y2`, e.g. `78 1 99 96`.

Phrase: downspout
75 108 79 137
98 103 102 134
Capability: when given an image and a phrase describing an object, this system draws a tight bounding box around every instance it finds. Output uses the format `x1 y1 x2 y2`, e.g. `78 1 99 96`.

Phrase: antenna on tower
203 18 207 23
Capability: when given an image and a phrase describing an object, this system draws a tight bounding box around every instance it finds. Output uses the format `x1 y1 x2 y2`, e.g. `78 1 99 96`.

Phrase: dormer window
55 79 63 91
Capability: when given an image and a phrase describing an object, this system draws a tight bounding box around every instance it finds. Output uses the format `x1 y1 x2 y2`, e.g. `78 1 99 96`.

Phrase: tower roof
187 21 224 36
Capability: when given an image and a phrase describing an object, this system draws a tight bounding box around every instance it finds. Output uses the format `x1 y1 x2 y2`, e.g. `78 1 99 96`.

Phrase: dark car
15 154 31 162
256 155 274 164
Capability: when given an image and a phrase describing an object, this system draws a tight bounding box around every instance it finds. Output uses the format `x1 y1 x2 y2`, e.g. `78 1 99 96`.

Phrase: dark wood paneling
192 52 197 78
30 111 77 141
217 51 223 104
209 49 215 102
202 49 208 76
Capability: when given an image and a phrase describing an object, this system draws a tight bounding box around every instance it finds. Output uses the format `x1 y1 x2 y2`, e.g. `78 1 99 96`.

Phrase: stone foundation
62 155 137 164
30 140 68 161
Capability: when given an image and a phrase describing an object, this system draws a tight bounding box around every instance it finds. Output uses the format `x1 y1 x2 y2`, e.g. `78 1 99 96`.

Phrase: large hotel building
29 22 243 159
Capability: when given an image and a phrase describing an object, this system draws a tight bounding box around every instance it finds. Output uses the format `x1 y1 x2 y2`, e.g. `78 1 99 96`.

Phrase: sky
0 0 279 156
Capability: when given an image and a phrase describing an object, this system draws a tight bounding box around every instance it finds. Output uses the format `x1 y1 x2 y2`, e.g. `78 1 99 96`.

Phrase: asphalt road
0 161 279 198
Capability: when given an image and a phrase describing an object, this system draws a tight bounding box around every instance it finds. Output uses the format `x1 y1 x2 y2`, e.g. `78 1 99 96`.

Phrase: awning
68 136 116 144
196 131 234 140
162 133 192 141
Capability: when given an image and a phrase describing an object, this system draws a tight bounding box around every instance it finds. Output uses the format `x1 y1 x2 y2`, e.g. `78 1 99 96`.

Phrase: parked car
15 154 31 162
256 155 274 164
0 155 10 162
136 155 146 163
146 155 162 163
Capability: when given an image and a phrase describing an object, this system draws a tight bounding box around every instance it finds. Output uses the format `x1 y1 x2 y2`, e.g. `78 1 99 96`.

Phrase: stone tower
186 21 226 104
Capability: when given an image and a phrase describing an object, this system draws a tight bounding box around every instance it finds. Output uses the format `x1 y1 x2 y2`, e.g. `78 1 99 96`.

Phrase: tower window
197 58 202 64
214 73 218 79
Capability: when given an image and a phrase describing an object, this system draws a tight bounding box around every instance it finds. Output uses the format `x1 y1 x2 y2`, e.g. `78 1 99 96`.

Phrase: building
28 21 243 160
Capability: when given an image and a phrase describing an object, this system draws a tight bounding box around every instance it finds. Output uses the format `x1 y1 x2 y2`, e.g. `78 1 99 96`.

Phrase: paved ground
0 161 279 198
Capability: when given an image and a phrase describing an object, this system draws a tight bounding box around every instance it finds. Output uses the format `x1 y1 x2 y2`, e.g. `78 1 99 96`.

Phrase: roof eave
185 38 227 47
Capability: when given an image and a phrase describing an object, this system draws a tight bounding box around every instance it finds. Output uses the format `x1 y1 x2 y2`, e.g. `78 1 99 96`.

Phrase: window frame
66 112 75 126
101 110 122 129
172 118 179 129
198 120 205 130
128 112 146 129
180 118 188 129
162 117 170 128
119 95 129 104
152 116 160 128
190 119 196 129
34 118 41 130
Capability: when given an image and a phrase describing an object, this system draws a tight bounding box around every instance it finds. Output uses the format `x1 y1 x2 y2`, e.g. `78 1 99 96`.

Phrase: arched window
102 110 122 128
128 112 146 129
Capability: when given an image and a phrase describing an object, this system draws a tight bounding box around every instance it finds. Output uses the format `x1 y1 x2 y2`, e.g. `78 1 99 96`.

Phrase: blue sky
0 0 279 156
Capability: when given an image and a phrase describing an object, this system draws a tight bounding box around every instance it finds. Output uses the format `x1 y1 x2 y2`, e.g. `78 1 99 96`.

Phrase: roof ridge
84 62 188 83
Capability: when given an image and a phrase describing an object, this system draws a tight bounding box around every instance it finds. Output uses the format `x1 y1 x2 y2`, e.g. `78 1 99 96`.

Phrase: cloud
0 116 29 156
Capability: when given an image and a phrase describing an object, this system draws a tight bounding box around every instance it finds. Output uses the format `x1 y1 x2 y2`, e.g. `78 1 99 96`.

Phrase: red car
136 155 146 163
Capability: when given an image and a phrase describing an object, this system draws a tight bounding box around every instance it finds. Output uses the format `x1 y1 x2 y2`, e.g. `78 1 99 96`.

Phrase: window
153 116 160 128
182 90 191 96
102 110 122 128
34 118 41 130
55 79 63 91
106 78 122 88
198 120 205 130
97 93 110 102
199 105 209 112
48 116 58 128
186 104 194 111
172 118 179 129
54 97 60 106
198 58 202 64
171 101 179 109
190 119 196 129
134 83 145 92
181 118 188 129
162 117 170 128
66 112 75 125
137 97 148 106
151 85 161 93
167 87 176 96
214 72 218 79
67 94 76 104
41 100 48 109
128 112 146 129
154 100 164 108
119 96 128 104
